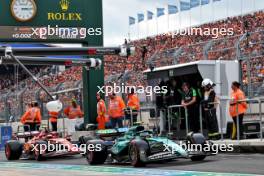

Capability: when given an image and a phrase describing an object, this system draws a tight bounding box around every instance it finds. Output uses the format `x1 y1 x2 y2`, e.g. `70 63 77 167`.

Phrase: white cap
202 78 214 87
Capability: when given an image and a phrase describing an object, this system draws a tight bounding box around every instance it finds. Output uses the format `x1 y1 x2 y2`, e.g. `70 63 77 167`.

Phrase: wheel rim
35 149 39 160
87 151 93 163
5 145 11 159
34 145 41 160
130 146 137 162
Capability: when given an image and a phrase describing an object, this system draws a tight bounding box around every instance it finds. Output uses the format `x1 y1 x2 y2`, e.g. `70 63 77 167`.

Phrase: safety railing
167 105 193 136
166 98 263 141
222 98 263 141
138 106 159 132
123 108 134 127
199 101 224 140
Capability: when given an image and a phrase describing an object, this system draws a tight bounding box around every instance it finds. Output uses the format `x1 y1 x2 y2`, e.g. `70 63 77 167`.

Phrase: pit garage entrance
144 60 240 135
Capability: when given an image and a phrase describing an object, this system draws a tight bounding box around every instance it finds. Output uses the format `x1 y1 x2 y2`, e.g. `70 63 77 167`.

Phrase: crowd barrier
166 98 263 141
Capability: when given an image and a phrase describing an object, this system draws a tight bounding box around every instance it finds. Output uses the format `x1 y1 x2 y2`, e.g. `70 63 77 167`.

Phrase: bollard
185 107 189 136
259 99 263 141
199 105 203 134
167 108 171 133
236 102 240 141
219 103 224 141
130 108 133 127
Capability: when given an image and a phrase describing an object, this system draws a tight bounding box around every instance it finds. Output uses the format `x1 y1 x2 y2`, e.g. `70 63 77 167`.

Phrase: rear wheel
86 140 107 165
187 132 207 161
5 140 23 160
34 141 48 161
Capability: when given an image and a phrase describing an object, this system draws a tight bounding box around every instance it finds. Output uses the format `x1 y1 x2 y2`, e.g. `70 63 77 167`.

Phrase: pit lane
0 152 263 175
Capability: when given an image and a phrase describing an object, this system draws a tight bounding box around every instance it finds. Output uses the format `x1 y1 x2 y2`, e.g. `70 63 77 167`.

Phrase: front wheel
129 143 146 167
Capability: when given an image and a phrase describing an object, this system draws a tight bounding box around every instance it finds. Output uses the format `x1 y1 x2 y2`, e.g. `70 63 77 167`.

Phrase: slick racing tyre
34 141 48 161
86 140 107 165
129 140 149 167
186 132 207 161
5 140 23 160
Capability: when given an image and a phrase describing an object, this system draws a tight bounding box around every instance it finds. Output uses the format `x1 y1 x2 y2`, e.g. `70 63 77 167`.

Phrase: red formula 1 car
5 126 80 161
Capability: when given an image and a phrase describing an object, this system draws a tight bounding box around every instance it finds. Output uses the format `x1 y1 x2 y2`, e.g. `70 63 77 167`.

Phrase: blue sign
0 126 12 150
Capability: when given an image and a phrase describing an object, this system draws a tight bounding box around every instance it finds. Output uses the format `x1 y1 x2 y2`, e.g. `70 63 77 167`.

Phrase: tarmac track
0 152 264 175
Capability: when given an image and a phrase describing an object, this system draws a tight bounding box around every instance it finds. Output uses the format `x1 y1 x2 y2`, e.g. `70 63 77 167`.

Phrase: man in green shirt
181 82 200 133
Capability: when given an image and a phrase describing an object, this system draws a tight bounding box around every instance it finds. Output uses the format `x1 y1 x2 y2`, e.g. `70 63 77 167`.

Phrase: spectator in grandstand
64 99 84 134
20 101 42 131
108 92 125 128
181 82 199 133
126 88 140 125
201 79 220 140
229 81 247 140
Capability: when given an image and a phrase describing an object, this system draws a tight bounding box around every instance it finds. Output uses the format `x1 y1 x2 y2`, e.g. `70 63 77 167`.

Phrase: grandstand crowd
0 10 263 100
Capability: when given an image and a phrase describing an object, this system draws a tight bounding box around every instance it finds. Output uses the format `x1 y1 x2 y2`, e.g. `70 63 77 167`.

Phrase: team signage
0 0 103 43
47 0 82 21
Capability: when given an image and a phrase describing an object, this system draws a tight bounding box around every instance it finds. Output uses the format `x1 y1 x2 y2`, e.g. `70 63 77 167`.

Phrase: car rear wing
96 128 129 138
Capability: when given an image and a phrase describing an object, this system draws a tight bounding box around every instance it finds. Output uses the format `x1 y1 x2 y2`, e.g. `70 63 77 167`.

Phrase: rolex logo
60 0 70 11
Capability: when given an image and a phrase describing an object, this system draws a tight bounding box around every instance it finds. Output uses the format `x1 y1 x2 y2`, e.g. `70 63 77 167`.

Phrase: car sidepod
140 137 188 162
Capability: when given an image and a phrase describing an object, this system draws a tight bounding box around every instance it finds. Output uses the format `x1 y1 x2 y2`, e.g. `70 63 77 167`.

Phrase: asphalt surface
0 151 264 175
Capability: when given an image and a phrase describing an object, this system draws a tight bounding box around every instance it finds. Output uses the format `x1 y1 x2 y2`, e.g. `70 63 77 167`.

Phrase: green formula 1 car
79 126 215 167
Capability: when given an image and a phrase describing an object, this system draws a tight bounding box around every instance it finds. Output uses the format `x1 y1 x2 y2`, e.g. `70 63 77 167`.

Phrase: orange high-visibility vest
49 111 59 123
127 94 140 110
229 89 247 117
97 99 107 130
64 105 84 119
108 96 125 118
21 107 42 124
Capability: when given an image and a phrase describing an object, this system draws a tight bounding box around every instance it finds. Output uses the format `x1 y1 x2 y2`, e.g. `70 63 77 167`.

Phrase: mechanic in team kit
181 82 200 133
165 79 183 131
108 92 126 128
20 101 42 131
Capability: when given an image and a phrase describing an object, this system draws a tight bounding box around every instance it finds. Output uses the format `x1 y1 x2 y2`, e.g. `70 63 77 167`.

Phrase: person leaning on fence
201 79 220 140
229 81 247 140
126 88 140 125
63 99 84 134
181 82 200 133
20 101 42 131
108 92 126 128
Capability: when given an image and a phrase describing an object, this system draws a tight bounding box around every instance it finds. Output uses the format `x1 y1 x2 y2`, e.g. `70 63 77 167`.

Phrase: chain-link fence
0 79 83 122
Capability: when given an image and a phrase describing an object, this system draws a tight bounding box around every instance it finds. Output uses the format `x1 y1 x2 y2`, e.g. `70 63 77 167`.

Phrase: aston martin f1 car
80 126 215 167
5 126 79 161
